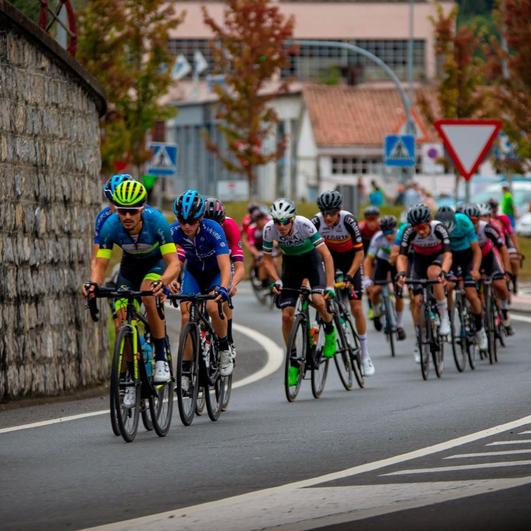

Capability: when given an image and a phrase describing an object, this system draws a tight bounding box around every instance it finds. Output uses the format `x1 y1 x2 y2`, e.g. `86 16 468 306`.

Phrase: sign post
434 119 502 202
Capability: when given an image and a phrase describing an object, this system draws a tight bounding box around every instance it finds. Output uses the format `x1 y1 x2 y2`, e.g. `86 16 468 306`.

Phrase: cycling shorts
331 249 362 300
277 250 325 309
115 255 164 311
449 249 476 287
181 267 221 296
481 250 505 281
410 253 443 294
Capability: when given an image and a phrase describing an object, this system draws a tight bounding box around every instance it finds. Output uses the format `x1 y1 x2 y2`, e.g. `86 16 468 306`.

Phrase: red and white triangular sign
395 109 431 143
434 119 502 181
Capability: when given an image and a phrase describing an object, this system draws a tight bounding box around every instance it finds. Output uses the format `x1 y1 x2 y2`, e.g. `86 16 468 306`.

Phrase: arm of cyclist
153 251 181 296
230 260 245 296
85 255 109 297
470 241 482 280
214 253 232 301
363 254 375 289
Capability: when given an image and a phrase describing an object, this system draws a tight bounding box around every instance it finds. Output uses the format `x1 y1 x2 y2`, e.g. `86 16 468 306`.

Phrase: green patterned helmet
113 180 147 207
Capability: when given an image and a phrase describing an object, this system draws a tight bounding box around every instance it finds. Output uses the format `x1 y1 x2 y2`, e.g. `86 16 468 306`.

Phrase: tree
203 0 295 198
77 0 185 176
485 0 531 172
418 3 487 197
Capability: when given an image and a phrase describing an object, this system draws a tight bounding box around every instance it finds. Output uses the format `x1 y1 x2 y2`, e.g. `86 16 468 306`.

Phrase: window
331 157 383 176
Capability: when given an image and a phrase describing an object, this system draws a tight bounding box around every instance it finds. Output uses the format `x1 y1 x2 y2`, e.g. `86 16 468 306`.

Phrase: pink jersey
241 214 252 235
223 216 244 262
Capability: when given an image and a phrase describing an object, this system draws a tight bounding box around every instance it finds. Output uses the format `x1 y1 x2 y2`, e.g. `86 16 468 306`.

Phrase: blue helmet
103 174 133 201
173 189 205 222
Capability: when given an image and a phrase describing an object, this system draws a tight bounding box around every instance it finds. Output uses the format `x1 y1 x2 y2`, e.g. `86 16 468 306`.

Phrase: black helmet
487 197 499 211
317 190 342 211
204 197 226 224
407 203 431 226
455 203 466 213
435 205 456 232
364 206 380 218
463 203 481 219
379 215 397 232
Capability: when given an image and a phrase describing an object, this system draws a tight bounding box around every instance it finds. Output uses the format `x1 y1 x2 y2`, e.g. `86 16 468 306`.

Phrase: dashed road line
445 449 531 459
381 460 531 476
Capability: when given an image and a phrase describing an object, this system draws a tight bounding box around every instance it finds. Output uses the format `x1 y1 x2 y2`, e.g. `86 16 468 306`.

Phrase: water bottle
139 336 153 378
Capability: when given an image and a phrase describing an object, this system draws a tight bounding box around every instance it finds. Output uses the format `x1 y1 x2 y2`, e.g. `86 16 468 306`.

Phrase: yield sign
434 119 502 180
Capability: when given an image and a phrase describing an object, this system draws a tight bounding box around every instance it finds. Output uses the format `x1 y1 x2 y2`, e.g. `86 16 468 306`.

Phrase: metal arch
292 39 414 135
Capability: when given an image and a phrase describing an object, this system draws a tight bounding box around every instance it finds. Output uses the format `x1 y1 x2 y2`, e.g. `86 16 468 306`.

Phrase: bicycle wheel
250 267 268 305
485 291 497 365
284 314 306 402
195 388 205 415
176 323 199 426
150 338 174 437
109 366 121 437
220 374 232 411
383 295 396 358
417 313 430 380
494 302 505 355
333 315 353 391
433 322 445 379
112 327 140 442
141 400 153 431
205 338 225 421
311 326 329 399
449 298 466 372
342 314 364 389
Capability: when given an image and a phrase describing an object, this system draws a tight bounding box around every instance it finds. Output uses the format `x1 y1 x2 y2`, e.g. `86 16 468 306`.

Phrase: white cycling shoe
362 357 375 377
123 387 137 408
476 328 488 351
220 350 234 376
154 360 171 383
439 318 451 337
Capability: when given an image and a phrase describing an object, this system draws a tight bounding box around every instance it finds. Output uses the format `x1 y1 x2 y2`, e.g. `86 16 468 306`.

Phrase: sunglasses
178 217 200 226
273 218 293 226
322 209 340 217
117 207 142 216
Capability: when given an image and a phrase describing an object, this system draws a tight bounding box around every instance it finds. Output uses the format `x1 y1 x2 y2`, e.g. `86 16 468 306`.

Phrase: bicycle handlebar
165 293 227 320
405 278 442 286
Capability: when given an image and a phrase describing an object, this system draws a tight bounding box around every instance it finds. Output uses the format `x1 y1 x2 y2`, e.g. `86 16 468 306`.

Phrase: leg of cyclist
427 260 451 336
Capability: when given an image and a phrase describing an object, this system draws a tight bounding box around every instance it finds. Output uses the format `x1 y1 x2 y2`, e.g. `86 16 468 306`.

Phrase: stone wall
0 2 108 400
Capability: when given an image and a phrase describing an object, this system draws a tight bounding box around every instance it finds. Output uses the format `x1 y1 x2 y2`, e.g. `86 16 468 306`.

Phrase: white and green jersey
263 216 324 256
368 230 394 262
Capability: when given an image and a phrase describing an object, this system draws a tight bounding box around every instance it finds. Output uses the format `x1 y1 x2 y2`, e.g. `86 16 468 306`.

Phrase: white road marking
518 430 531 435
445 449 531 459
0 322 282 435
511 313 531 323
82 415 531 530
487 439 531 446
382 460 531 476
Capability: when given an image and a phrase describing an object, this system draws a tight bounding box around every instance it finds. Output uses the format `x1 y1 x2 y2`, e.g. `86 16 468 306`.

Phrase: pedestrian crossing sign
384 134 416 167
147 142 178 176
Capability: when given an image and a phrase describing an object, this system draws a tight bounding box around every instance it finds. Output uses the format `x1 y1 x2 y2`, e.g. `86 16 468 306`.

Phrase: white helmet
270 198 296 221
478 202 492 216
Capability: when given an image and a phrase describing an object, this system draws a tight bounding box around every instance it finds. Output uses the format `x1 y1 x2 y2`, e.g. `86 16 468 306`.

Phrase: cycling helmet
103 174 133 201
204 197 225 224
407 203 431 226
270 198 296 221
364 206 380 218
478 202 492 217
173 189 205 221
317 190 342 211
487 197 499 211
247 203 260 214
435 205 456 232
455 203 466 213
379 215 397 233
462 203 481 219
112 180 147 207
251 206 269 222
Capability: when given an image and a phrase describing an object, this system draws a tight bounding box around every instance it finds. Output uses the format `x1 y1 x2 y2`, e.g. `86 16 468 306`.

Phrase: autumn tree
77 0 185 176
203 0 295 198
418 3 487 198
485 0 531 172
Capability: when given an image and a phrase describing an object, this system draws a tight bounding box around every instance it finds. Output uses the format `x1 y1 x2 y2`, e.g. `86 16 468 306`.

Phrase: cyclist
262 198 338 383
203 197 245 352
85 181 179 405
396 204 452 341
312 190 375 376
466 203 513 335
364 215 406 341
247 207 276 288
435 205 487 351
169 190 234 377
488 197 522 293
241 203 261 255
359 206 381 253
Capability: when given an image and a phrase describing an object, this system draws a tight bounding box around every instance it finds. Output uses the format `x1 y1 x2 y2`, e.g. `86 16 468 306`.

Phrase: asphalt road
1 282 531 531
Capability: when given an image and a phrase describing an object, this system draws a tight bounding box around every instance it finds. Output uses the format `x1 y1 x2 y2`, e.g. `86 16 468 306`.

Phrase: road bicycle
406 279 446 380
86 284 174 442
373 279 399 358
283 286 330 402
249 256 275 308
447 269 477 372
166 293 229 425
479 275 506 365
331 278 364 390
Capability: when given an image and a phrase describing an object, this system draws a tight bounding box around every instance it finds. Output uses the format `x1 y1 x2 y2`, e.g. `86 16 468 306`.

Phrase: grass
518 236 531 280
